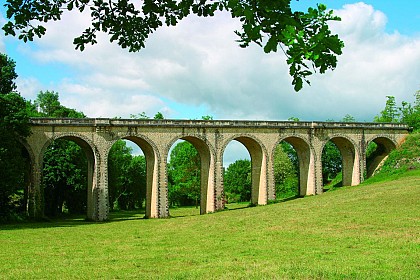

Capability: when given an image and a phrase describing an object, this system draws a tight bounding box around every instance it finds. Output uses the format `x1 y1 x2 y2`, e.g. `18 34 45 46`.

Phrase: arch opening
41 136 94 219
223 140 251 209
366 137 396 178
274 137 312 198
167 136 213 216
108 138 151 219
322 137 358 190
222 136 266 207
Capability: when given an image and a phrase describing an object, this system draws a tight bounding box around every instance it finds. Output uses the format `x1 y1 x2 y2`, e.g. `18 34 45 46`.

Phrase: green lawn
1 171 419 279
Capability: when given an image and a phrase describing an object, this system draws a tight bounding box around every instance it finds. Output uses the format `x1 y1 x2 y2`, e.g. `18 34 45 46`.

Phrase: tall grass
1 170 419 279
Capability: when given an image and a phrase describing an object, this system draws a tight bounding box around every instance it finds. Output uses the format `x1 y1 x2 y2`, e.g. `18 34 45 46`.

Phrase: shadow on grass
0 209 148 230
323 183 343 192
223 195 302 212
1 196 305 229
109 209 146 221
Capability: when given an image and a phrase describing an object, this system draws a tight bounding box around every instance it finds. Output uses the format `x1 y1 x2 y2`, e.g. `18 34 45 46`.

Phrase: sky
1 1 420 163
1 1 419 122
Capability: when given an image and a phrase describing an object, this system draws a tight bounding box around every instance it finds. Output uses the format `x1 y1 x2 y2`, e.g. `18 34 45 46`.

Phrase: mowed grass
1 171 419 279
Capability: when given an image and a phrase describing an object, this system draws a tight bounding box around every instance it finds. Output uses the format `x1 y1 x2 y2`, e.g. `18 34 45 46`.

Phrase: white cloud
15 77 43 101
334 2 388 43
9 2 420 121
56 81 168 118
300 2 420 121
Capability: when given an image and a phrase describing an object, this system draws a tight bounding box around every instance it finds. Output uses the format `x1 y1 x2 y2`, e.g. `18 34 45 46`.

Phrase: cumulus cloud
15 77 44 101
7 2 420 121
301 2 420 121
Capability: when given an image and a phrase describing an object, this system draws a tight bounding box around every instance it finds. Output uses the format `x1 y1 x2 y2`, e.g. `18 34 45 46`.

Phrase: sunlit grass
1 172 419 279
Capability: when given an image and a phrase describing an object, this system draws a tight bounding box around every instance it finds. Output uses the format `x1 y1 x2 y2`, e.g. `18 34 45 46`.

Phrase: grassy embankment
0 134 419 279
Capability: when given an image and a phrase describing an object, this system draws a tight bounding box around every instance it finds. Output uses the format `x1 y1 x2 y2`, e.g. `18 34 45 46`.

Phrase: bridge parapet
29 118 410 130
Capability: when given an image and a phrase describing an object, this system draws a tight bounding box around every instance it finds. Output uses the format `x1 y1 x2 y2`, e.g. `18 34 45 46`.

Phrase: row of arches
21 132 398 220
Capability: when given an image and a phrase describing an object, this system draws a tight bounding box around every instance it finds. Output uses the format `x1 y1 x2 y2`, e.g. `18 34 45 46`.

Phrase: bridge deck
30 118 410 130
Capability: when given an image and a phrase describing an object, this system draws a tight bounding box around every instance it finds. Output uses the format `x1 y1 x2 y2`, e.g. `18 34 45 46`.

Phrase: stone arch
322 135 360 187
108 134 160 218
366 136 397 178
166 134 216 214
40 133 98 162
18 138 36 168
40 133 99 220
274 136 314 196
165 134 216 163
222 134 268 205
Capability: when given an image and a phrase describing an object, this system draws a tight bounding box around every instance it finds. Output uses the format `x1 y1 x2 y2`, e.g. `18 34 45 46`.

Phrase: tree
0 53 31 221
373 92 420 131
374 96 399 123
167 141 201 207
33 91 86 118
108 140 133 210
34 91 61 117
108 140 148 211
342 114 356 122
201 115 213 120
125 155 147 209
273 143 298 199
154 112 164 120
288 117 300 122
321 141 341 184
224 159 251 203
42 139 88 216
3 0 344 91
0 93 31 220
130 112 150 119
279 141 298 170
399 90 420 131
0 53 18 94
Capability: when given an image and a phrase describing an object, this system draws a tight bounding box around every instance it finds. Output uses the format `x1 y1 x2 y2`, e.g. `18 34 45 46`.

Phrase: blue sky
1 1 419 122
293 1 420 35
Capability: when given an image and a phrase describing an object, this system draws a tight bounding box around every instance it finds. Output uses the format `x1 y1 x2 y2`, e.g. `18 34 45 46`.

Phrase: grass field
1 170 419 279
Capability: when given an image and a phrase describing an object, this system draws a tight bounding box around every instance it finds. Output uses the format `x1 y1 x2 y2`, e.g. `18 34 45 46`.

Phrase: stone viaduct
22 118 409 221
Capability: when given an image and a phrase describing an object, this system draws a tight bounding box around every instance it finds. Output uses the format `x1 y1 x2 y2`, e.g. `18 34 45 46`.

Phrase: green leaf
264 36 278 53
67 1 74 10
293 77 303 92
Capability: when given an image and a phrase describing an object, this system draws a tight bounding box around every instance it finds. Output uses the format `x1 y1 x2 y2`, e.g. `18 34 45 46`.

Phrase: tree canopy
374 96 399 123
0 53 31 221
108 140 147 211
0 53 18 94
32 90 86 118
224 159 251 203
374 92 420 131
273 142 299 199
3 0 344 91
167 141 201 207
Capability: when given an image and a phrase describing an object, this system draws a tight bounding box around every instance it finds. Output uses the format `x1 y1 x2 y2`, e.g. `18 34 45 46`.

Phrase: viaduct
22 118 410 221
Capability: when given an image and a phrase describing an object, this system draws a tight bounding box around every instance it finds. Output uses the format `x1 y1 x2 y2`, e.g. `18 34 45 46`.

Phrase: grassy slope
1 170 419 279
367 131 420 184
